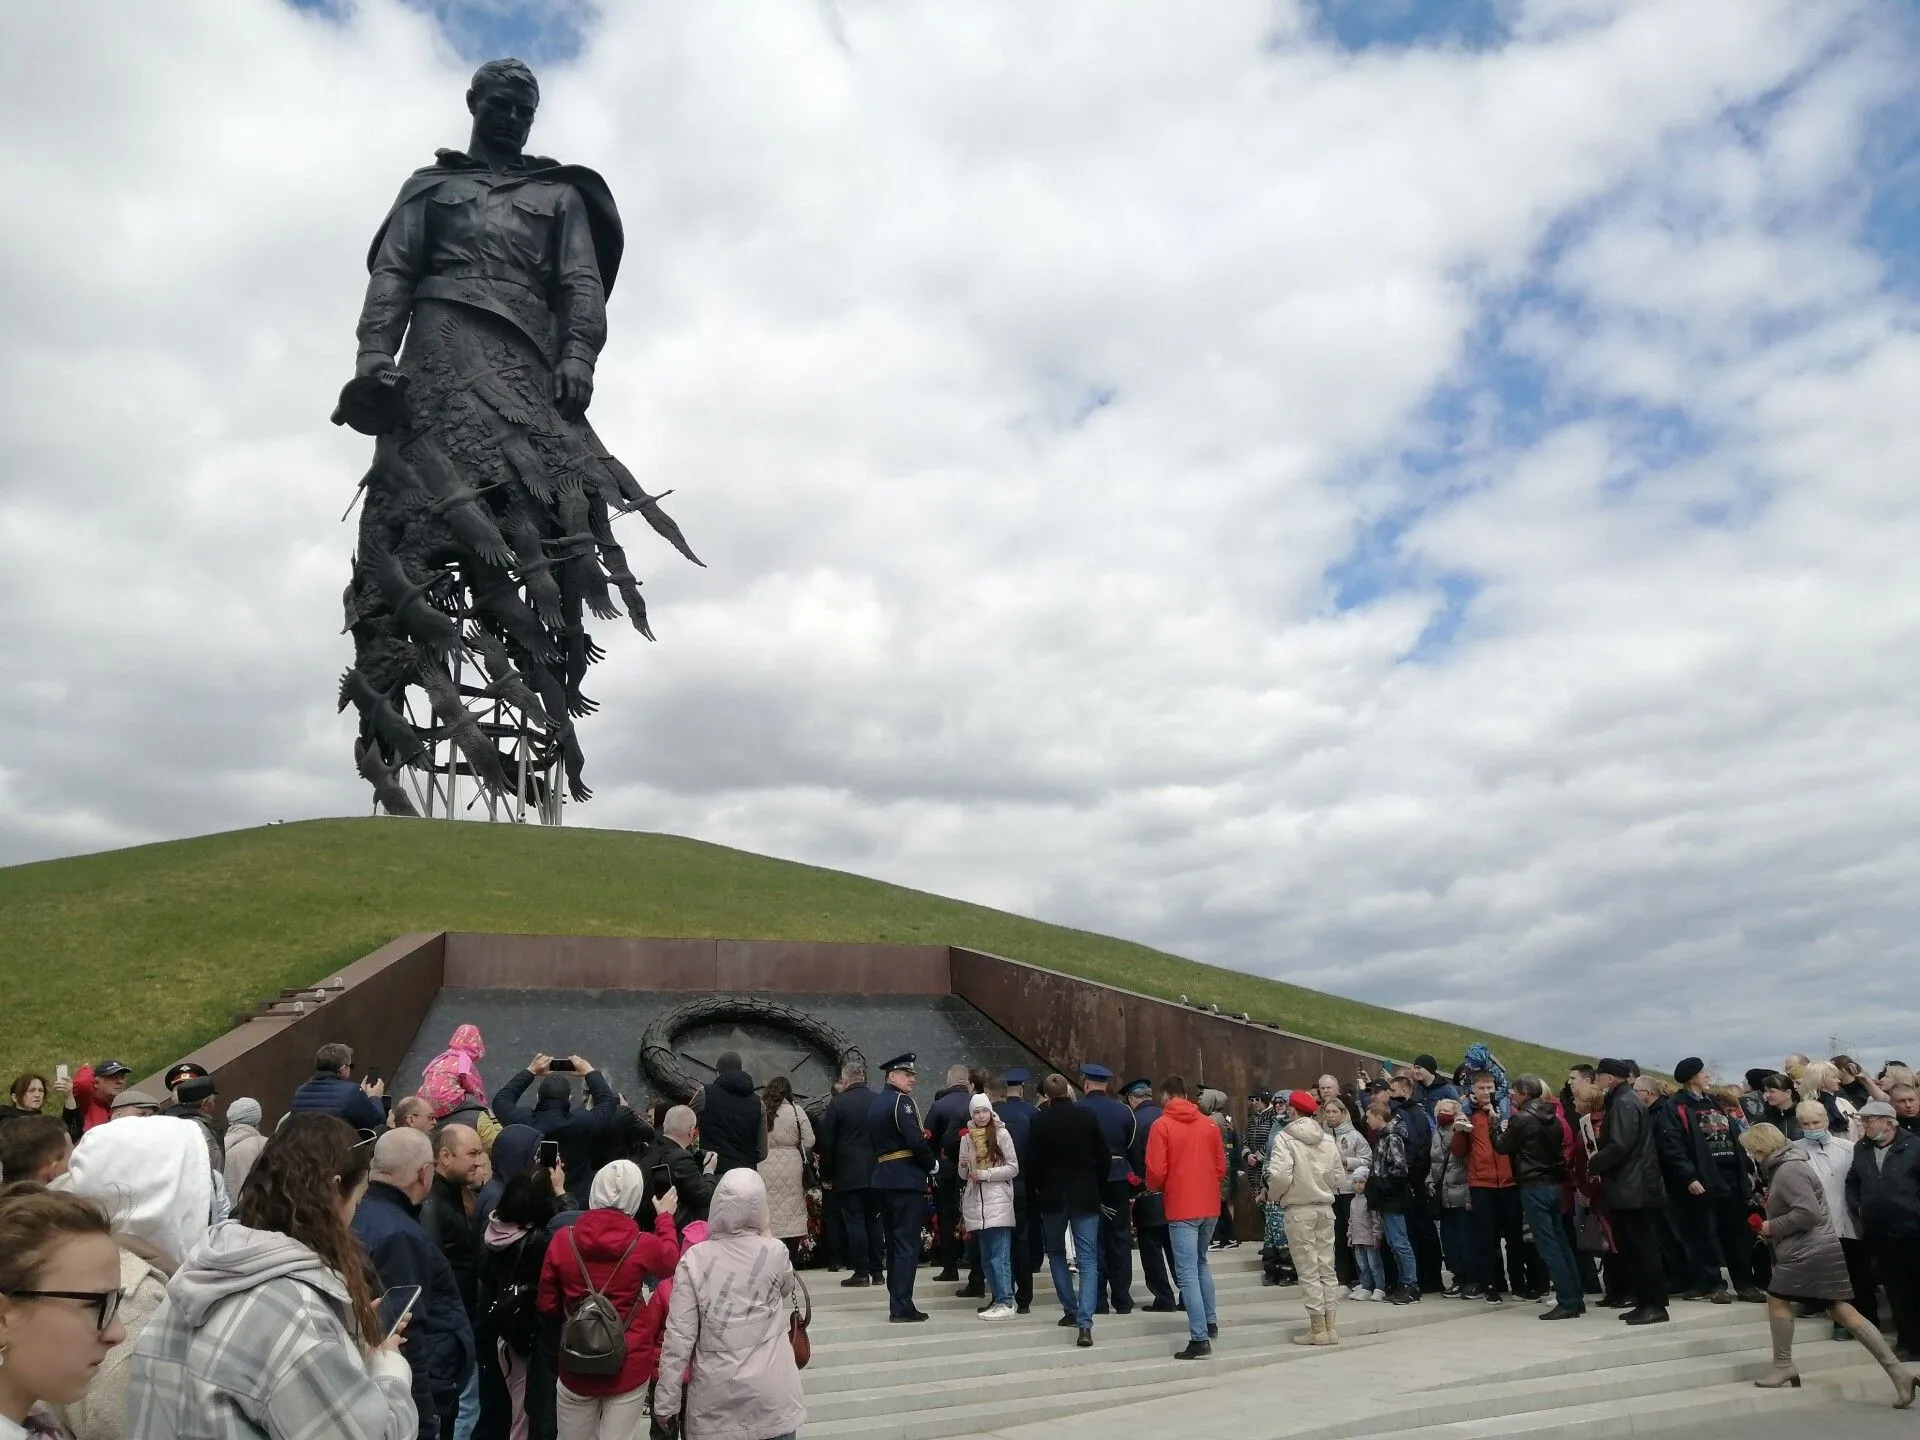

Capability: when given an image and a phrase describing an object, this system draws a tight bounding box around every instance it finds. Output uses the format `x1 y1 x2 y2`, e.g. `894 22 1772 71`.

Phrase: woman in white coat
755 1076 815 1255
957 1093 1020 1319
1794 1100 1875 1340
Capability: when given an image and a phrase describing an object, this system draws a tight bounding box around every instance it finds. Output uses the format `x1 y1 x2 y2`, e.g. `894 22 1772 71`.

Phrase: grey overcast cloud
2 1 1917 1070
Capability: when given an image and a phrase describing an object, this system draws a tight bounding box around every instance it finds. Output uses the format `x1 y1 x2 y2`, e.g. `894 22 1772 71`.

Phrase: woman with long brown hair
125 1113 417 1439
755 1076 815 1258
0 1184 127 1437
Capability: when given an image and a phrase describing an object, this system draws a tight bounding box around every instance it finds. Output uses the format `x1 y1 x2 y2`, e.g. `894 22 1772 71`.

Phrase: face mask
1803 1130 1829 1147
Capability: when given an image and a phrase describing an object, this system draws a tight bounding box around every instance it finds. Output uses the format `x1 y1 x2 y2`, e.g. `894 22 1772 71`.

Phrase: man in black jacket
817 1060 886 1287
1588 1058 1669 1325
924 1065 975 1283
640 1104 718 1231
420 1122 483 1440
1126 1078 1179 1312
490 1054 618 1208
693 1051 767 1175
353 1128 474 1439
1849 1102 1920 1360
289 1042 388 1132
1493 1075 1583 1318
1656 1058 1764 1304
1026 1072 1112 1347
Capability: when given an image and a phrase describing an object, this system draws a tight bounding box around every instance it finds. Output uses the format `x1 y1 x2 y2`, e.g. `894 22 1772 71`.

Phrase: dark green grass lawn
0 818 1585 1082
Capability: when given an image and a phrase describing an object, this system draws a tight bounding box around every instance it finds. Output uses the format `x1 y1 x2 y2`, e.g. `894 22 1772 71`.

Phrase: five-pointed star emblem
679 1027 815 1092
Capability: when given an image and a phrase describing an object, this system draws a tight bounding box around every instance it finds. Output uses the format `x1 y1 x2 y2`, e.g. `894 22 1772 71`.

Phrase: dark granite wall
397 989 1049 1107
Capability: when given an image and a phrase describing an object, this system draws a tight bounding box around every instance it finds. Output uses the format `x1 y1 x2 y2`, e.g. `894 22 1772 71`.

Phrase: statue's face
469 82 538 154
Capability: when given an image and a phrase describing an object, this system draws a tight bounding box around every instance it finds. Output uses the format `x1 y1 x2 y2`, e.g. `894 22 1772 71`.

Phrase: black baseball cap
94 1059 133 1078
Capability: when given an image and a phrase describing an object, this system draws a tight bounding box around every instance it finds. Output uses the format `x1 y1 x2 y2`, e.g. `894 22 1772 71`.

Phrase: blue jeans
452 1359 479 1440
1044 1211 1101 1326
1354 1245 1385 1292
1380 1209 1417 1292
1168 1216 1219 1343
977 1225 1014 1306
1520 1184 1583 1309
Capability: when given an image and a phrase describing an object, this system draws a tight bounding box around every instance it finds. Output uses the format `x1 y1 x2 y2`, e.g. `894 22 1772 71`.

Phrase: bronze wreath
638 994 866 1102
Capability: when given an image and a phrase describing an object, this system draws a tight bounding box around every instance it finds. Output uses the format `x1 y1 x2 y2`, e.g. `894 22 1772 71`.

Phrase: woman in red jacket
538 1160 680 1440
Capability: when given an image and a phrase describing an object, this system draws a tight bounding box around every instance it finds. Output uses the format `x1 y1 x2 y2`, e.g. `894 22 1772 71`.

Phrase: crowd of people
3 1030 1918 1440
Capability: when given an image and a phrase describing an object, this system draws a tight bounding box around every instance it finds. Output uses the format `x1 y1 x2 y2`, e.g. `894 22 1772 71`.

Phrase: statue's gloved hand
554 357 595 419
356 351 396 378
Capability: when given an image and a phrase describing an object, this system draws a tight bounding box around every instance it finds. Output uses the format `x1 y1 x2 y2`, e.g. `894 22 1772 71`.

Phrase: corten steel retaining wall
949 948 1385 1094
139 934 1388 1145
132 932 446 1127
440 933 951 994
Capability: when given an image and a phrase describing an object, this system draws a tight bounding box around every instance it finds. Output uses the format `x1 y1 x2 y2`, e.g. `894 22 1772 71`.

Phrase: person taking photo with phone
491 1056 619 1210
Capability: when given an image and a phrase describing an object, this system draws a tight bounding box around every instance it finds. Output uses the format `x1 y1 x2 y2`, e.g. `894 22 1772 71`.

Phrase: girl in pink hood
416 1024 487 1120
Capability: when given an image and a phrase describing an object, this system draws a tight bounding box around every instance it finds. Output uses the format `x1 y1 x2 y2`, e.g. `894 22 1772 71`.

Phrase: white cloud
2 0 1916 1068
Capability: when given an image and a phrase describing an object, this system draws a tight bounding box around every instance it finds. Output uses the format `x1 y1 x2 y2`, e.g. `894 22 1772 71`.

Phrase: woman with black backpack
536 1160 679 1440
477 1156 568 1440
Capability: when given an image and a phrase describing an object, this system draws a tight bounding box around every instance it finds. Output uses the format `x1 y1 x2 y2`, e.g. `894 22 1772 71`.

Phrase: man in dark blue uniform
869 1052 937 1321
816 1059 886 1287
924 1065 976 1287
1124 1077 1180 1311
1079 1062 1137 1314
995 1067 1043 1313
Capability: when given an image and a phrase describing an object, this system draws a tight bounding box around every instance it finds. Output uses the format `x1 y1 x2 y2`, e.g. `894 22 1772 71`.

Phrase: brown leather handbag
789 1274 812 1369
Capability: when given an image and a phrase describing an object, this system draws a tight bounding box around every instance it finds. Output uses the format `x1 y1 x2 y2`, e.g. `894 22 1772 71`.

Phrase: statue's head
467 58 539 155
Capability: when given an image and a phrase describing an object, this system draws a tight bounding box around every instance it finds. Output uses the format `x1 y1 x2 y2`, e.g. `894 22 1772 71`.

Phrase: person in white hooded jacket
655 1169 807 1440
55 1117 218 1440
126 1113 416 1440
1266 1090 1350 1347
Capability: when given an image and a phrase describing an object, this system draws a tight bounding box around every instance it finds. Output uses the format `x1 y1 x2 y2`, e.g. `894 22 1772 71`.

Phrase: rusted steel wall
133 932 446 1125
948 948 1387 1095
441 933 952 995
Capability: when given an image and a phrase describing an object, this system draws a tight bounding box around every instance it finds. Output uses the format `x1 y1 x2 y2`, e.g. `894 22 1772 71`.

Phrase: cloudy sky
3 0 1917 1068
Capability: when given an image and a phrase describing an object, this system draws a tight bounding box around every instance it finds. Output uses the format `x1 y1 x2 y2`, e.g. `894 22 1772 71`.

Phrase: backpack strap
567 1227 639 1304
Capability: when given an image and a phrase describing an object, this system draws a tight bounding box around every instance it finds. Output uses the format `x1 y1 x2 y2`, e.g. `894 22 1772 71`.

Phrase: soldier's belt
876 1149 913 1163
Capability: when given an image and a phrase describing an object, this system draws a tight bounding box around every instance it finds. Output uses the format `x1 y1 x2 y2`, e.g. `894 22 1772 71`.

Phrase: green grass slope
0 818 1584 1083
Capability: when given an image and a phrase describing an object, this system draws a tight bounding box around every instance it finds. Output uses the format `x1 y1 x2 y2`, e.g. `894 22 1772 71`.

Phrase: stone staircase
797 1251 1917 1439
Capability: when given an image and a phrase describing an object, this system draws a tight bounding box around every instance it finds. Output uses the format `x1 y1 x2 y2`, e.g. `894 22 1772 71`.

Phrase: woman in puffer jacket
655 1170 806 1440
957 1092 1020 1319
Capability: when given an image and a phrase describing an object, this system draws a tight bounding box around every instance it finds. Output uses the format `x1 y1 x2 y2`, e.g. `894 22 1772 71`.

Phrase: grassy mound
0 818 1583 1082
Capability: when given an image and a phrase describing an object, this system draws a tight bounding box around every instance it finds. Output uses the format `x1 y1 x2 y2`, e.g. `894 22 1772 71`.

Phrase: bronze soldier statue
336 58 698 817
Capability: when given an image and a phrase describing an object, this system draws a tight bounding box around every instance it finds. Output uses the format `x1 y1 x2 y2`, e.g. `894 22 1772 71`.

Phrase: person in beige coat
755 1077 816 1249
1266 1090 1349 1346
656 1169 807 1440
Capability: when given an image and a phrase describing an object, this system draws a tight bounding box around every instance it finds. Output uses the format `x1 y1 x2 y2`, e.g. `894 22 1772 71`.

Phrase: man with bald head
422 1123 484 1440
355 1127 475 1438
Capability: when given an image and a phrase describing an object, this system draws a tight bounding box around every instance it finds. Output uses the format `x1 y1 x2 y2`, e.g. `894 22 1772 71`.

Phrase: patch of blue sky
283 0 592 65
1299 0 1514 54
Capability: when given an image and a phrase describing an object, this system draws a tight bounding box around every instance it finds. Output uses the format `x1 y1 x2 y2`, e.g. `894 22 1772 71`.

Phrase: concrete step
801 1300 1472 1437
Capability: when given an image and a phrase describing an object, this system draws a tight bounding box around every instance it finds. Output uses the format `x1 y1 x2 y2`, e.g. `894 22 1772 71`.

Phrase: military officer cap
880 1052 917 1074
1080 1062 1113 1080
165 1062 210 1091
176 1075 218 1105
1002 1066 1030 1085
1121 1078 1153 1097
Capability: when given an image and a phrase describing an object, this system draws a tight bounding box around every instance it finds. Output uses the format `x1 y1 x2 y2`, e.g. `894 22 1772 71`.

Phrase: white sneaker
1348 1285 1370 1301
1371 1289 1387 1302
979 1303 1014 1320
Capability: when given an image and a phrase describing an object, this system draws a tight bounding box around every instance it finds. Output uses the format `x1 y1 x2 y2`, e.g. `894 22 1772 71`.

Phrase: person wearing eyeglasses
0 1186 128 1438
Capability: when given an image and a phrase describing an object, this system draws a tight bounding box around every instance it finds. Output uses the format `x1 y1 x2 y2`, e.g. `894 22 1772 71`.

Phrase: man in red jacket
1146 1075 1227 1360
65 1058 132 1136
